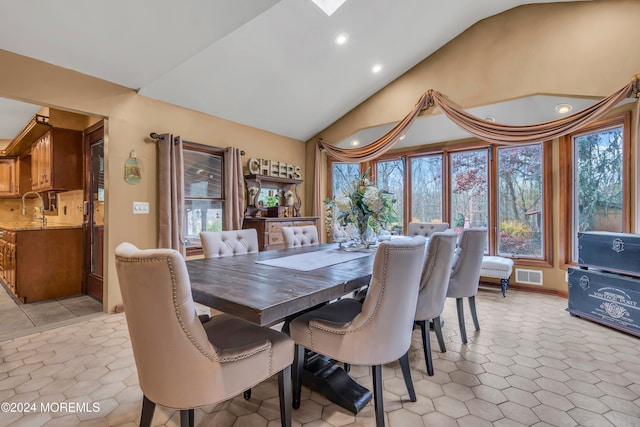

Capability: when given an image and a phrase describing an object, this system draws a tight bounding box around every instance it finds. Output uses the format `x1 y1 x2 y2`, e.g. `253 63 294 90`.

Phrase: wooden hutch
242 173 319 251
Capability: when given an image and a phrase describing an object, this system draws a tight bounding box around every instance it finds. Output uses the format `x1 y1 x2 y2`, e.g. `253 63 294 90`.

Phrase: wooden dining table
187 243 378 413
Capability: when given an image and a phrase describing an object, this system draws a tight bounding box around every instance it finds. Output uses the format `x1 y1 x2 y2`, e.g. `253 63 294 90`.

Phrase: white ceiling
0 0 581 142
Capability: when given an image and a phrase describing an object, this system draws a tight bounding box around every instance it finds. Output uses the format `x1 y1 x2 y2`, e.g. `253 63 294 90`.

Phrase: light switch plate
133 201 150 214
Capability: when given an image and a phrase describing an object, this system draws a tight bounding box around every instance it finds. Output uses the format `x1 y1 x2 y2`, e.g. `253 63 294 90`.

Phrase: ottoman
480 256 514 297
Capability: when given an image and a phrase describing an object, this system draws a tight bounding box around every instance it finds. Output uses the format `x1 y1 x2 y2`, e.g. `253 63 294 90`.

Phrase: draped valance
314 74 640 214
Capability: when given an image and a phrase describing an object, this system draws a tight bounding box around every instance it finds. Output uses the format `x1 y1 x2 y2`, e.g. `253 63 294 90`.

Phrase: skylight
311 0 347 16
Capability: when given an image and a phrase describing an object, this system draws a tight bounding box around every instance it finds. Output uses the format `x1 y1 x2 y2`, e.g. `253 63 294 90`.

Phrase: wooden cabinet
0 227 82 303
30 128 82 191
243 217 320 251
0 159 17 196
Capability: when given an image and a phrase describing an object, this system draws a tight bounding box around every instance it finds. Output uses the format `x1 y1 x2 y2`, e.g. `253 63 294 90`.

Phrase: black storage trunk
567 267 640 338
577 231 640 277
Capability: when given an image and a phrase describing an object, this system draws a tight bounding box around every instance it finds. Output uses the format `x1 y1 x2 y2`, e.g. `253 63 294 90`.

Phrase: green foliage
500 220 531 237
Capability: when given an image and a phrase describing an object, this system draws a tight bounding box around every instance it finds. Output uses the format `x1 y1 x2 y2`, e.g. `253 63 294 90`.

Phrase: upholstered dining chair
413 230 458 376
407 221 450 237
281 225 319 248
446 228 488 344
115 243 294 427
200 228 259 258
289 236 427 427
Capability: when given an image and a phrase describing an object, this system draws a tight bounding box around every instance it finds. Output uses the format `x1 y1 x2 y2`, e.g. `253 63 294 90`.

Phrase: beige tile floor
1 288 639 427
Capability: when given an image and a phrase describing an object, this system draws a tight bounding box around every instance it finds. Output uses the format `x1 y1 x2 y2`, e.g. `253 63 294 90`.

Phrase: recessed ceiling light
484 116 496 122
311 0 347 16
334 33 349 45
555 103 573 114
399 134 406 140
350 139 360 146
371 64 383 73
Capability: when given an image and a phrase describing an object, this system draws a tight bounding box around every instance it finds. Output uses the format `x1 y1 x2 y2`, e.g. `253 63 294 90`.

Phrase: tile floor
0 288 639 427
0 284 103 341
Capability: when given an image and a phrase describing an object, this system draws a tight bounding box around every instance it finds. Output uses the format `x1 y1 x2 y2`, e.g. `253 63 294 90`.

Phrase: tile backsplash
0 190 84 224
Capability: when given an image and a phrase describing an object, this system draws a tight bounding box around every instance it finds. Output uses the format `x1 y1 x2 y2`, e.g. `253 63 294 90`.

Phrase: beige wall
308 0 640 294
0 50 305 313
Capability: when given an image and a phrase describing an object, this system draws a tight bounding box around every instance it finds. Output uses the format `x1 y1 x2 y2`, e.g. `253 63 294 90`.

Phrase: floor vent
515 268 543 286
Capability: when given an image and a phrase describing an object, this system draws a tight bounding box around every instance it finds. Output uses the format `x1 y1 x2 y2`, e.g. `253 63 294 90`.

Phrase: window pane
183 199 224 248
450 150 488 232
572 125 624 260
184 150 223 198
410 155 443 222
332 162 360 196
376 159 404 234
497 145 543 258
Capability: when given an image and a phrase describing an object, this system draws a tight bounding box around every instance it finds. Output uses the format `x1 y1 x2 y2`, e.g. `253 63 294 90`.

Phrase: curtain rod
149 132 245 155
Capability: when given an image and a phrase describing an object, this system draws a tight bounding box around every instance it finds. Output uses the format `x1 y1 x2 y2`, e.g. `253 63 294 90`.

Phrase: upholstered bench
480 256 514 297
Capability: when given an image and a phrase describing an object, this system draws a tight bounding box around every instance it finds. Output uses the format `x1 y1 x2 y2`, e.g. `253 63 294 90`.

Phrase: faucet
22 191 46 227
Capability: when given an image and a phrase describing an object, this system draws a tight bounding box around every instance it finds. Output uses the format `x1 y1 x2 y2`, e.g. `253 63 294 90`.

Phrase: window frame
559 112 631 268
183 141 225 257
327 139 552 265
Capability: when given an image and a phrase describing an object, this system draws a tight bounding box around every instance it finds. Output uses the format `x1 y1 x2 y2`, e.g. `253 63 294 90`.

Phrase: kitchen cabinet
0 159 18 196
0 226 82 303
30 128 82 191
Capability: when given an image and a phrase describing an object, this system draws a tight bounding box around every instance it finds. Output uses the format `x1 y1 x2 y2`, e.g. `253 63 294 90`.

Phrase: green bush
500 220 531 237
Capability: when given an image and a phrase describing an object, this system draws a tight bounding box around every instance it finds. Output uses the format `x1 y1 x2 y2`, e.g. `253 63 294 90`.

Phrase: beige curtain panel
313 74 640 215
223 147 246 230
158 134 185 255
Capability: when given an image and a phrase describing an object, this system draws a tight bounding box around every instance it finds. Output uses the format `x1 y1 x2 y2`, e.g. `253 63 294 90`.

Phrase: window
331 162 361 197
497 144 544 258
375 158 405 234
561 113 630 264
183 143 224 251
410 154 443 222
450 149 488 231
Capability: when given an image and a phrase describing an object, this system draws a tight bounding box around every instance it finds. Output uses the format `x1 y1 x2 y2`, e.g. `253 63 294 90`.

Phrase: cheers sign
248 157 302 179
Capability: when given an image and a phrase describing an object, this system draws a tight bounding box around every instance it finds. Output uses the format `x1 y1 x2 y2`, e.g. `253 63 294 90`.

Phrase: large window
375 158 405 234
497 144 544 258
410 154 443 222
450 149 488 231
331 162 361 197
183 144 224 250
561 113 630 263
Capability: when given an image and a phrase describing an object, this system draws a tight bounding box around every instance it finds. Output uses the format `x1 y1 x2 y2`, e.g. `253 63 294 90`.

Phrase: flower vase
360 223 376 249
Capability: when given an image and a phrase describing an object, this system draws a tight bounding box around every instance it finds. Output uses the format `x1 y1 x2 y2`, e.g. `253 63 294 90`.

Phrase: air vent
515 268 543 286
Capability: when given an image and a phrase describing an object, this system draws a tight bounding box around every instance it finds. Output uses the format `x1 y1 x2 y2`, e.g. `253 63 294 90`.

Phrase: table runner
256 247 373 271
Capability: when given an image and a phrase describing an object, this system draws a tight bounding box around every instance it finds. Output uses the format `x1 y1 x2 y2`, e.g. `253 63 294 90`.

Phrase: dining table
187 243 379 413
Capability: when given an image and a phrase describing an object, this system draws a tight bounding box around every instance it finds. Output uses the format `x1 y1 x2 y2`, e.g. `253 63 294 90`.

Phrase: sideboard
243 217 320 251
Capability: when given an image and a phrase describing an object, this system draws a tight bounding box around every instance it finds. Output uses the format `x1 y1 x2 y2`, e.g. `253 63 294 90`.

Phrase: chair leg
417 320 434 376
456 298 467 344
433 315 446 354
140 395 155 427
399 351 417 401
469 295 480 331
180 409 194 427
278 365 292 427
372 365 385 427
292 344 305 409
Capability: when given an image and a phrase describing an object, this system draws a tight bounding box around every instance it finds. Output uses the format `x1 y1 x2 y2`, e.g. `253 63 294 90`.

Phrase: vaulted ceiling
0 0 580 142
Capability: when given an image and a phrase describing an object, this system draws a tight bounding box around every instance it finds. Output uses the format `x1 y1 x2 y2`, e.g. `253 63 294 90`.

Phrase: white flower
363 186 383 212
335 195 351 212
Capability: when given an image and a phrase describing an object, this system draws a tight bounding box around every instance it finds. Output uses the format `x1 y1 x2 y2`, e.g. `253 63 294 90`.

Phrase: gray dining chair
115 242 294 427
447 227 487 344
413 230 458 376
289 236 427 427
200 229 259 258
407 221 450 237
281 225 319 248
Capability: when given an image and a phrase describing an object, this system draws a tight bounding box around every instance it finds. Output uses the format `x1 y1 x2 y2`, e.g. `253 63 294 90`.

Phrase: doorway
83 121 104 302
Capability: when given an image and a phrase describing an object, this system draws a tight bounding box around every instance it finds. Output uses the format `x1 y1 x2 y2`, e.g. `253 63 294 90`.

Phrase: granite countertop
0 221 83 231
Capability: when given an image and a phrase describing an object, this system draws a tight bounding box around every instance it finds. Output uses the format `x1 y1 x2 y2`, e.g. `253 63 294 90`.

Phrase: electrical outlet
133 201 150 214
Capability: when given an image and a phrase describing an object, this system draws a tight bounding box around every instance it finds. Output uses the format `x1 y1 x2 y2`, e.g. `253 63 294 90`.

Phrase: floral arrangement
325 171 397 240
